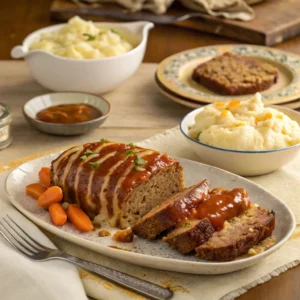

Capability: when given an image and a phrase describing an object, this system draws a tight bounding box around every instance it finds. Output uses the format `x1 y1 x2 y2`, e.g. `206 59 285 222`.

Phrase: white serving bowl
23 92 110 136
11 21 154 94
180 105 300 176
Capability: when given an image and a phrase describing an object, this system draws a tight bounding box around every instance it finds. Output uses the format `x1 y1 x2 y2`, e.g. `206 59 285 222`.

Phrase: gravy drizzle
192 188 251 231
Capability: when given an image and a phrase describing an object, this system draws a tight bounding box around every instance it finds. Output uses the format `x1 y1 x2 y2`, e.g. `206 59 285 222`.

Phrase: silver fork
0 216 173 300
53 8 208 24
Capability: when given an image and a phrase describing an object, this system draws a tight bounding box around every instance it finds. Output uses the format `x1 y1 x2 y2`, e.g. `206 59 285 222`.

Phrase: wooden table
1 1 300 299
1 61 300 300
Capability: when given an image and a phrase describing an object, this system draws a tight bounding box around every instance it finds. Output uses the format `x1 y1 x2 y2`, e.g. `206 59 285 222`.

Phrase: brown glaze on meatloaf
191 188 251 231
51 141 184 228
192 52 278 95
163 188 250 254
132 180 210 239
195 206 275 261
163 218 215 254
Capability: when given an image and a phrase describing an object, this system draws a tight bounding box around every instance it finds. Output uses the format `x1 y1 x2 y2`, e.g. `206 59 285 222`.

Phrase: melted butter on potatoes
189 93 300 151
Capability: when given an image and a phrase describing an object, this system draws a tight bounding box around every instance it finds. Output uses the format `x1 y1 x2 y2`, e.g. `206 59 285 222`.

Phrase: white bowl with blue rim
180 105 300 176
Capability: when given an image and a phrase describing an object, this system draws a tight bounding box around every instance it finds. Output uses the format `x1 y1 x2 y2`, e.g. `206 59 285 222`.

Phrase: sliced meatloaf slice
132 180 210 239
195 206 275 261
163 218 215 254
163 187 250 254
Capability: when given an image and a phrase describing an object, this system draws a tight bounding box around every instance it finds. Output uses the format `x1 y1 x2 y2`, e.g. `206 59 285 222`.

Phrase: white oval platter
5 153 295 274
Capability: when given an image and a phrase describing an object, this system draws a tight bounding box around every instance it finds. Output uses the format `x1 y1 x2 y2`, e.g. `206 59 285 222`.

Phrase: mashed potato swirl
188 93 300 151
29 16 134 59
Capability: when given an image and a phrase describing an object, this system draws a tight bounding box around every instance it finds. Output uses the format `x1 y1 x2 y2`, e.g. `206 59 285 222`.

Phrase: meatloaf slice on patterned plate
192 52 278 95
195 206 275 261
132 180 210 239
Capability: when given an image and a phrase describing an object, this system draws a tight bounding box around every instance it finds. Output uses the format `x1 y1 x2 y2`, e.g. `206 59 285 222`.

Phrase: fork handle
58 252 173 300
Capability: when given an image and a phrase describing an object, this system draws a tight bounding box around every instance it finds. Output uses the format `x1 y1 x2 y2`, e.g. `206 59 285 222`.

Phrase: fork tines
0 215 48 257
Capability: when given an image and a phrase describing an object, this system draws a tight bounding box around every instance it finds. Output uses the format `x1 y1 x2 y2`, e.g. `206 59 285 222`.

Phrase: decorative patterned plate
156 45 300 105
155 72 300 110
155 73 201 109
282 99 300 110
5 153 295 275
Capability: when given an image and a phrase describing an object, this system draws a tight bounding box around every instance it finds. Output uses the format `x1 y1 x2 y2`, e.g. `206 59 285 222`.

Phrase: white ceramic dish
11 21 154 94
5 154 295 275
23 92 110 136
180 105 300 176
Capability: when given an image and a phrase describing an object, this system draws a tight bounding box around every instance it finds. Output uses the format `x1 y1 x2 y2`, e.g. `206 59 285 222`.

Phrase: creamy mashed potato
29 16 134 59
188 93 300 151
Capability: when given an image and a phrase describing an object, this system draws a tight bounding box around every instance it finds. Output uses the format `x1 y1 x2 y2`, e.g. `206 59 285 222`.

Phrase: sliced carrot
67 204 94 232
49 203 67 226
38 167 51 187
26 183 47 200
37 186 63 209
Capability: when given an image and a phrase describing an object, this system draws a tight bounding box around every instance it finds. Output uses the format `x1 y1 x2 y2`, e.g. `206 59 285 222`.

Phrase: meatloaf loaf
132 180 210 239
51 141 184 228
195 206 275 261
192 52 278 95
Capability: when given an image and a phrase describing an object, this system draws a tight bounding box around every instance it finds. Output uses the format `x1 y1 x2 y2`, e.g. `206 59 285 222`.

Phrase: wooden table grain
1 1 300 299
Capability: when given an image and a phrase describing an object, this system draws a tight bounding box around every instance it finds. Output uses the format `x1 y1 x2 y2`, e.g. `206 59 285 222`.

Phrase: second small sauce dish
23 92 111 136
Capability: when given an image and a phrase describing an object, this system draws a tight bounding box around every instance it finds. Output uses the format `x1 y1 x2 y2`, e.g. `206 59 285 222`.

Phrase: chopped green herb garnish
84 149 98 155
196 132 201 139
134 156 147 166
125 150 137 156
100 138 108 142
133 155 147 171
80 155 87 161
89 162 100 170
110 29 120 35
182 223 190 228
83 33 96 41
134 165 146 172
128 143 135 147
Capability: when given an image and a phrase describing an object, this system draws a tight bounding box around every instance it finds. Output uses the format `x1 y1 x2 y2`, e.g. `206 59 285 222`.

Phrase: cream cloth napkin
82 0 263 20
0 185 88 300
1 126 300 300
180 0 258 21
